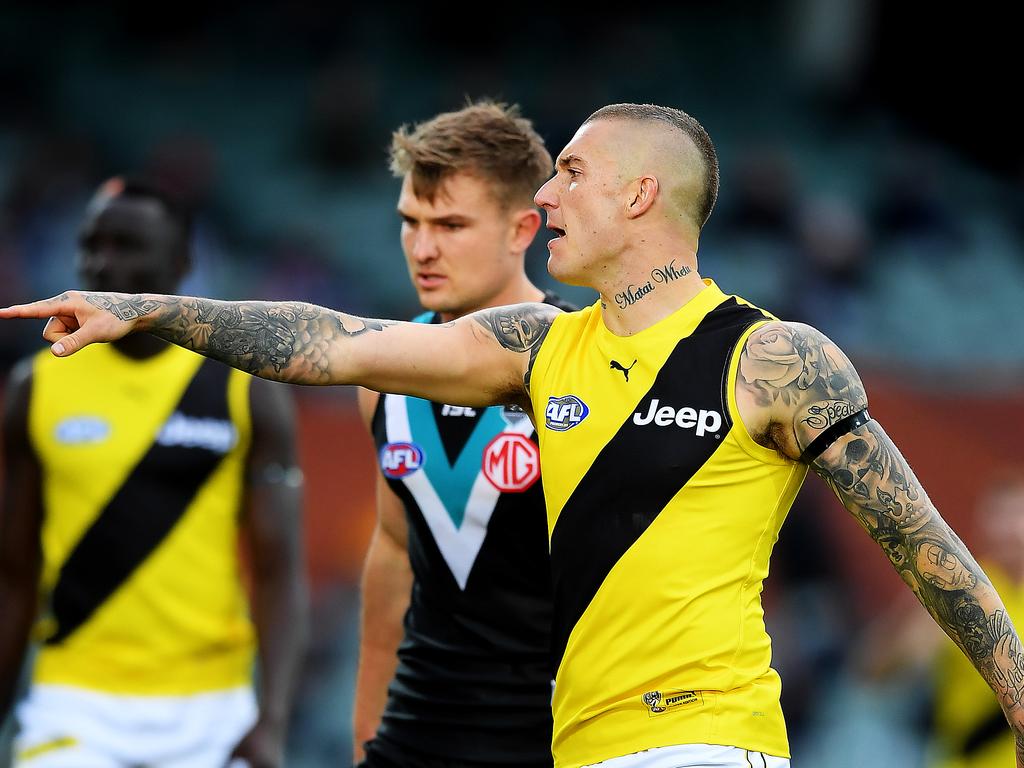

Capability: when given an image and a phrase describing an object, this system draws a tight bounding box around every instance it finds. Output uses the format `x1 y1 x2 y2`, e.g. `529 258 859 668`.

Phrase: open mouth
416 273 447 288
548 225 566 238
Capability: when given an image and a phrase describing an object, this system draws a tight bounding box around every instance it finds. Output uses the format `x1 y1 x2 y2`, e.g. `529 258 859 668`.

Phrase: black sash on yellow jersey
529 280 808 768
47 358 231 645
29 343 255 695
549 298 764 671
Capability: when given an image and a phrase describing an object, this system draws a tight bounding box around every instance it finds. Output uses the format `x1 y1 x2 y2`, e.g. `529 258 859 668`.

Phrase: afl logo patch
380 442 425 478
545 395 589 432
482 433 540 493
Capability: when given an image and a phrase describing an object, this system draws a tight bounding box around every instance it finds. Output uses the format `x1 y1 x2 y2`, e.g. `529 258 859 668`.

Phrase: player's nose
411 228 440 261
534 177 558 210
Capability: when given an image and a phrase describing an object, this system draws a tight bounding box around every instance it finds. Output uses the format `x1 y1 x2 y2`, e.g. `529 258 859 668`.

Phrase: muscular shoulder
736 320 868 460
472 302 564 351
471 302 565 394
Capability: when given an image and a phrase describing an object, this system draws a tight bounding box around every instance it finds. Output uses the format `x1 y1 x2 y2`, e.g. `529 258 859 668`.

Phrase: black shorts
355 733 552 768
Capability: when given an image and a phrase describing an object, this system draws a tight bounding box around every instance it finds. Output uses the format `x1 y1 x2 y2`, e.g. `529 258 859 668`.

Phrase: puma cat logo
610 359 637 382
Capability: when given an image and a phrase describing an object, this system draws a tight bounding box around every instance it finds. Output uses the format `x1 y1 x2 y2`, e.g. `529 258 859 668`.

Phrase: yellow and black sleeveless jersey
28 343 255 695
931 562 1023 768
528 280 807 768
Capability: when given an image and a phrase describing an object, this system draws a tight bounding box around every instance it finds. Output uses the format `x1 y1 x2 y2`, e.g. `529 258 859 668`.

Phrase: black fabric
45 358 233 644
799 409 872 464
358 732 552 768
961 708 1012 756
429 400 486 464
548 298 769 673
365 293 573 764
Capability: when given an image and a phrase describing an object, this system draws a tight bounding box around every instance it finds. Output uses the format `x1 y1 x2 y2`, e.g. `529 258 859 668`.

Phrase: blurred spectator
872 143 964 255
790 196 870 351
708 147 802 313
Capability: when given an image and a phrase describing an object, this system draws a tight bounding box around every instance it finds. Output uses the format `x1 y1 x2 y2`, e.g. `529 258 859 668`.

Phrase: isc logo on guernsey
545 395 589 432
633 399 722 437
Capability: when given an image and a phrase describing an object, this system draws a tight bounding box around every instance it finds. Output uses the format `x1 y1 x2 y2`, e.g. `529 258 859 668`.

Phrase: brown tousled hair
389 100 552 209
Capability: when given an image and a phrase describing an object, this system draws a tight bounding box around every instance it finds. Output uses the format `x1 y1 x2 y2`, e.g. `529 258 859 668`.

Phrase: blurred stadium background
1 2 1022 766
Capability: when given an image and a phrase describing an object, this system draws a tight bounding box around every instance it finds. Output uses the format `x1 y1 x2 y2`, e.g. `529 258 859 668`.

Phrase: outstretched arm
0 292 562 408
736 321 1024 764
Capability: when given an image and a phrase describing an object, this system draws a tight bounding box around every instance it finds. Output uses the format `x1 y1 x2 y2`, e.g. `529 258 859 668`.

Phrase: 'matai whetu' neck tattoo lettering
651 260 691 284
614 260 693 310
615 282 654 309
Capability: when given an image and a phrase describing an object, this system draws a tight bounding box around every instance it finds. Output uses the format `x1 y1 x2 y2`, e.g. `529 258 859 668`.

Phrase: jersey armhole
527 312 564 423
726 320 793 466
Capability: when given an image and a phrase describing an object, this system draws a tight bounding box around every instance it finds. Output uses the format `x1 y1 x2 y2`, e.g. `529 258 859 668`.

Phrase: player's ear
625 175 659 219
509 207 542 253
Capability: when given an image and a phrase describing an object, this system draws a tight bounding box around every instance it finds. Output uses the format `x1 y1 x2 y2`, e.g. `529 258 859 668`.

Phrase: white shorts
13 684 258 768
584 743 791 768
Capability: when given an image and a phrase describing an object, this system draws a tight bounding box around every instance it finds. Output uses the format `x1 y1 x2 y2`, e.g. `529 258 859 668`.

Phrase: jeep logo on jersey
632 399 723 437
156 412 237 453
482 433 540 492
380 442 425 478
545 395 589 432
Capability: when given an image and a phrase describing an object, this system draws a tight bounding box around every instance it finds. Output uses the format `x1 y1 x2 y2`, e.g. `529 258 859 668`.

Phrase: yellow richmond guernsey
529 280 807 768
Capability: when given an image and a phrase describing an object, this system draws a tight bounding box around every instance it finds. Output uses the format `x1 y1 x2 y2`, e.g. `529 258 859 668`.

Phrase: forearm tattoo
741 320 1024 739
813 422 1024 721
473 303 559 392
88 293 392 384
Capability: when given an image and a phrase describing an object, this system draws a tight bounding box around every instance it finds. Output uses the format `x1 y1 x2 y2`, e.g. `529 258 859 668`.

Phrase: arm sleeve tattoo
90 293 393 384
740 321 1024 748
814 423 1024 731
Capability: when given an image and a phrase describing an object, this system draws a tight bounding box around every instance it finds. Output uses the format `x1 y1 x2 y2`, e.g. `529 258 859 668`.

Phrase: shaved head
584 104 719 232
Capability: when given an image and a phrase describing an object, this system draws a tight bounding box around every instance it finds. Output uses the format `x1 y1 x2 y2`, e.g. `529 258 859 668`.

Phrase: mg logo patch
380 441 425 478
482 433 540 493
545 395 589 432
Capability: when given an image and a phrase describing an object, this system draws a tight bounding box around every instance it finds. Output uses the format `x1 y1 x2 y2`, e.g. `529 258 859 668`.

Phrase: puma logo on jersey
156 412 237 453
545 395 589 432
632 399 722 437
641 689 703 717
609 359 637 382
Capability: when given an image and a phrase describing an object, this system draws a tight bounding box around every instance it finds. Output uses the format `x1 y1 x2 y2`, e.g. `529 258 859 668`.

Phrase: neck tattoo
612 260 692 310
651 259 691 284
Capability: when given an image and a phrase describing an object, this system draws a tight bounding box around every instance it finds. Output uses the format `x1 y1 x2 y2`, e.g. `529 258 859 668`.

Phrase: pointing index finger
0 293 76 319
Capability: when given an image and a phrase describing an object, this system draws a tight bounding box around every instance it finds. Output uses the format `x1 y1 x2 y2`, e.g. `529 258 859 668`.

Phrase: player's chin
415 287 456 314
546 252 586 287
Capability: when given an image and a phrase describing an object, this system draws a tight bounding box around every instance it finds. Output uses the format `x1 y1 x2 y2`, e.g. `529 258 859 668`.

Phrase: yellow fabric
29 344 255 694
529 280 806 768
931 563 1023 768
